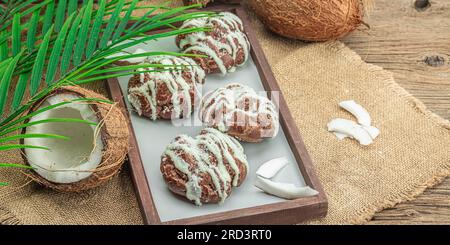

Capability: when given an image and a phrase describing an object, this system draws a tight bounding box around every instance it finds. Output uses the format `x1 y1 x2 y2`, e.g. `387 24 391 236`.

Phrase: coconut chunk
333 125 380 141
327 118 373 146
255 176 318 200
334 132 349 140
339 100 371 126
256 157 289 179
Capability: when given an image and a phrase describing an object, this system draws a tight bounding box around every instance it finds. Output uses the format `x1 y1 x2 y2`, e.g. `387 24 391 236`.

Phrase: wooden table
342 0 450 224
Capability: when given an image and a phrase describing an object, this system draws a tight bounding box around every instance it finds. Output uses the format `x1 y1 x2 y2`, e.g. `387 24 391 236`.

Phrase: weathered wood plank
343 0 450 224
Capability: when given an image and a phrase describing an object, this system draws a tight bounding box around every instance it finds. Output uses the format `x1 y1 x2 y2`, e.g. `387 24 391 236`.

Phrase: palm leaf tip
0 163 33 169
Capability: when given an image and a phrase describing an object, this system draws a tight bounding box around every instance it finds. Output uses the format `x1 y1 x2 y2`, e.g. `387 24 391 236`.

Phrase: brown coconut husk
21 86 130 192
248 0 365 42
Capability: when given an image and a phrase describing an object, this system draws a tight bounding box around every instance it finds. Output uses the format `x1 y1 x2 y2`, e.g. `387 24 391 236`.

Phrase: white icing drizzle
200 83 280 139
163 128 248 205
178 12 251 74
127 55 205 120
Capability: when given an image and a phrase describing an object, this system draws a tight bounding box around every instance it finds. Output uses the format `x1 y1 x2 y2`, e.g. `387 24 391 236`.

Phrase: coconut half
22 86 129 192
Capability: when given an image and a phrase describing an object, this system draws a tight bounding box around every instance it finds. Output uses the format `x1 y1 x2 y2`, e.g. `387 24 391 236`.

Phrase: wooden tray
105 4 328 225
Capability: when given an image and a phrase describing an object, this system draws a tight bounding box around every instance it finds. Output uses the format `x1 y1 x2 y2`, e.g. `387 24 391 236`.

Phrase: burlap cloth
1 1 450 225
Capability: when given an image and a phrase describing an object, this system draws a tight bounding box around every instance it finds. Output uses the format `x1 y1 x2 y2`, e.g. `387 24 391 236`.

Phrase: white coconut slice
24 94 104 184
23 86 130 192
327 118 373 146
339 100 371 126
333 132 349 140
333 125 380 141
256 157 289 179
362 125 380 140
255 176 319 199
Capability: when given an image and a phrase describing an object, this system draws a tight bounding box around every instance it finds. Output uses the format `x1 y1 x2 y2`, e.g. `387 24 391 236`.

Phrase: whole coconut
248 0 365 41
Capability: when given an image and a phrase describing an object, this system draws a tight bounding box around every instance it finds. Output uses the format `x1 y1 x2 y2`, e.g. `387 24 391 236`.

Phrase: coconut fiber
1 0 450 225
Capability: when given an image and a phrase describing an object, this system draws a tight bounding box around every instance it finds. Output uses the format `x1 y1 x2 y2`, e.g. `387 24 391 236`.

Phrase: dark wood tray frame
105 3 328 225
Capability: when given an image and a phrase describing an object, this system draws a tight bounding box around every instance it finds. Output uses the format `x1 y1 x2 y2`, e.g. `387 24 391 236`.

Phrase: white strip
339 100 372 126
255 176 319 200
327 118 373 146
256 157 289 179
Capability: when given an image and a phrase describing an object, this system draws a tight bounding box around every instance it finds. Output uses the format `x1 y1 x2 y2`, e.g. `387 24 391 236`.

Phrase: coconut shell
22 86 130 192
248 0 364 41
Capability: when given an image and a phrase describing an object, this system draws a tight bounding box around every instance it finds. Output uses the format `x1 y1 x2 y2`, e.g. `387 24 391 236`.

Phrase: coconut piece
334 132 348 140
362 125 380 140
22 86 129 192
327 118 373 146
339 100 371 126
256 157 289 179
255 176 318 200
248 0 364 41
333 125 380 141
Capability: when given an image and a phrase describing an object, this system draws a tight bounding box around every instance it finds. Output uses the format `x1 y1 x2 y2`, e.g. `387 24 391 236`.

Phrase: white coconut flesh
24 93 104 184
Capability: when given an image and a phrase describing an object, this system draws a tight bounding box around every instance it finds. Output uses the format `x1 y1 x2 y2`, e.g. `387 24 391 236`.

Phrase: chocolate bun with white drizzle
160 128 248 205
127 55 205 120
200 83 279 143
176 12 251 75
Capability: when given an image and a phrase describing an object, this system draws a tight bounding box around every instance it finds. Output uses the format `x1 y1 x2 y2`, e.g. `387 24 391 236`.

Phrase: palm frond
86 0 106 58
45 13 75 85
0 52 22 115
29 26 53 95
0 0 213 184
41 0 55 34
11 14 21 56
54 0 68 32
26 10 40 50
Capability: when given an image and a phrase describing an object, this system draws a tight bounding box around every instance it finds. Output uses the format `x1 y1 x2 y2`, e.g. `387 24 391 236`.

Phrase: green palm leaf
85 0 106 58
0 52 22 115
0 144 50 151
60 8 84 73
112 0 139 40
73 0 93 66
68 0 78 15
0 133 70 143
54 0 68 32
11 73 29 111
42 1 55 34
99 0 125 48
0 163 33 169
29 26 53 95
45 13 75 85
0 0 213 184
26 10 40 50
12 14 21 56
